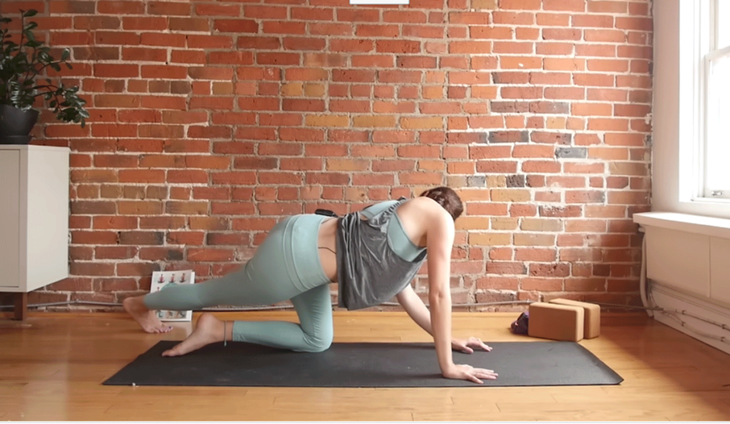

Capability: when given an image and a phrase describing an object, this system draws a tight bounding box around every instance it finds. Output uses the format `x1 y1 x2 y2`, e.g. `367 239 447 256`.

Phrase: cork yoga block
549 298 601 339
528 302 584 342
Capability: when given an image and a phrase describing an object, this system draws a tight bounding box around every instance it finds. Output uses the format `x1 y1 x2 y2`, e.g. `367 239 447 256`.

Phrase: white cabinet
0 145 69 319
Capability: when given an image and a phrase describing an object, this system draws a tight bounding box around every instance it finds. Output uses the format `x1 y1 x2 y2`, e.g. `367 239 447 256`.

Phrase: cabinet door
0 150 20 288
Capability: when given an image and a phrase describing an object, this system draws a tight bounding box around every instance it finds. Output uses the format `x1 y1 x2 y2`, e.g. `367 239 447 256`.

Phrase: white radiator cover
634 212 730 355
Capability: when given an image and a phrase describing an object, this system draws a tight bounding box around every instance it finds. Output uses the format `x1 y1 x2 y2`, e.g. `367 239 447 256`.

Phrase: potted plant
0 9 88 144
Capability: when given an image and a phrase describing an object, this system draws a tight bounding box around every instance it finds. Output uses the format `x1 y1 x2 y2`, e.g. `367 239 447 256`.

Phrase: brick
327 159 369 172
281 158 323 171
376 40 422 54
500 56 542 69
357 25 400 38
309 23 352 36
605 133 646 146
401 117 443 130
98 1 145 14
515 233 556 246
353 116 397 128
537 42 574 56
512 144 555 158
488 131 529 144
585 29 626 43
490 189 530 202
489 218 518 231
565 190 606 204
588 59 629 72
587 1 627 13
471 0 497 9
487 262 527 275
544 58 585 71
470 27 513 39
542 28 581 41
283 99 325 112
404 25 445 39
449 11 491 25
257 53 301 66
327 39 373 54
383 10 426 24
337 8 380 22
556 147 587 158
397 56 437 69
304 115 350 128
449 41 492 54
500 87 543 99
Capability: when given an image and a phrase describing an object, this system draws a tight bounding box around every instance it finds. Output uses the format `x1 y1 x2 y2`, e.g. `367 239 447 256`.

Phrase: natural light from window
703 0 730 198
718 0 729 48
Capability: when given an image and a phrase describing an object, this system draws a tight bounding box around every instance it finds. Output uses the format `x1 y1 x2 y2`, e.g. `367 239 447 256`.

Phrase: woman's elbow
429 289 450 305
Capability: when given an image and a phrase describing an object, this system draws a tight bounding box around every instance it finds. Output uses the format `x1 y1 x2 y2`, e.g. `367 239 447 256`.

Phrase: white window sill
634 212 730 239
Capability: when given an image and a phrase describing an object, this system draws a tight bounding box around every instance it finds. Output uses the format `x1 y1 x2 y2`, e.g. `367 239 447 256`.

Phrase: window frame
699 0 730 200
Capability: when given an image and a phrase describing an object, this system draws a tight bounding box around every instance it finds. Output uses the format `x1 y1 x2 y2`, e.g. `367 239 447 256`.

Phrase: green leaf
65 62 72 70
24 22 38 31
23 9 38 18
61 49 70 61
23 30 36 43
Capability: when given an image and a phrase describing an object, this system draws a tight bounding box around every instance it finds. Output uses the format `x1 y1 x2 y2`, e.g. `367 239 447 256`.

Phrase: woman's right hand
443 364 498 384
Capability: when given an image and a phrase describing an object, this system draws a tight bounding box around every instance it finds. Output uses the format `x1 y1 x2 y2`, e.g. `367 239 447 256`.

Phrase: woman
124 186 498 384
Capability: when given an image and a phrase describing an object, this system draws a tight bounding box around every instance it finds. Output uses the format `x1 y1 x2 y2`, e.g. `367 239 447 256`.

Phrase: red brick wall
2 0 652 311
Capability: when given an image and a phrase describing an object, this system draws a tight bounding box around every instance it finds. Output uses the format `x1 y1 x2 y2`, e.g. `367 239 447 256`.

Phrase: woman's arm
425 209 456 376
423 205 498 384
395 285 433 335
396 285 492 354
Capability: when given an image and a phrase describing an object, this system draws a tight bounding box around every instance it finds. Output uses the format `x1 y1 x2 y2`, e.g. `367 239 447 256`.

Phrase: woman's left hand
451 337 492 354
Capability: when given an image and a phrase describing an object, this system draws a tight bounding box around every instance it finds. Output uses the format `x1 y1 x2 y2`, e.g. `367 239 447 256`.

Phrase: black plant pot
0 135 33 145
0 104 39 145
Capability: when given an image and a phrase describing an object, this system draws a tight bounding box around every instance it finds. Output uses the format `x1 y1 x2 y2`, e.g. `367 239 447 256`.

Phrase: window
702 0 730 199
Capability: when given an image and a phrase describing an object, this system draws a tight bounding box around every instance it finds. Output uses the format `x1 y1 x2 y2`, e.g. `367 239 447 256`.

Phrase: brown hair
419 186 464 221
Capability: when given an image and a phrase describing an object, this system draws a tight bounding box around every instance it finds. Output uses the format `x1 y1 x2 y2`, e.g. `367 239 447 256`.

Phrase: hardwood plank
1 311 729 421
2 403 113 421
451 386 583 405
414 409 677 421
102 403 416 421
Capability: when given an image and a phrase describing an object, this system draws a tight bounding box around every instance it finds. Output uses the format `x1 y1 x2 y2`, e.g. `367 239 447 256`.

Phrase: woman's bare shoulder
400 196 452 223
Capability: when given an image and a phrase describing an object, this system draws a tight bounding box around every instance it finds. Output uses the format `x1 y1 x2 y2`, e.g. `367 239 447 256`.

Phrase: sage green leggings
143 214 334 353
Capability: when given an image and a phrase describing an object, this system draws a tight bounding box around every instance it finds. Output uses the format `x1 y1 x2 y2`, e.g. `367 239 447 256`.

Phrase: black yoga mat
104 341 622 388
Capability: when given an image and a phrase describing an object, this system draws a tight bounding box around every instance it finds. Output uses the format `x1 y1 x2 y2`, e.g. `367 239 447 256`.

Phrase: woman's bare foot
123 296 172 334
162 313 225 357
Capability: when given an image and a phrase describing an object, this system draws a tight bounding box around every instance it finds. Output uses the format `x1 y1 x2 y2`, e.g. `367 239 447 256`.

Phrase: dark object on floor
103 341 623 388
511 311 529 335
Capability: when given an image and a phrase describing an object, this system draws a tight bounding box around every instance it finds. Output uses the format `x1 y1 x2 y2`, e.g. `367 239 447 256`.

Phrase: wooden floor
1 311 729 421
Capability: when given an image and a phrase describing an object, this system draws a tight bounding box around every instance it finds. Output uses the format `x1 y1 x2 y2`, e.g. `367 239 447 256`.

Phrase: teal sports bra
360 200 426 262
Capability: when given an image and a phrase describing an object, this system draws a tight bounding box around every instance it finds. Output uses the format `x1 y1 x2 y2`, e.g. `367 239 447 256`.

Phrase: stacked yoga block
527 299 601 342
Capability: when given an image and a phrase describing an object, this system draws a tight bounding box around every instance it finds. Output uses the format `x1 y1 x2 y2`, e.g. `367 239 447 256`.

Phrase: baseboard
650 283 730 355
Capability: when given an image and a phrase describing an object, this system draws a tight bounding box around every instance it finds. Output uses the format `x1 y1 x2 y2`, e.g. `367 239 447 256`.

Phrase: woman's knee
301 331 333 353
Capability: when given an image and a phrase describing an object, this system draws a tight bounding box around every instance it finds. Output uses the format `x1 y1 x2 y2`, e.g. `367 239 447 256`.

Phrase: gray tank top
335 198 428 310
